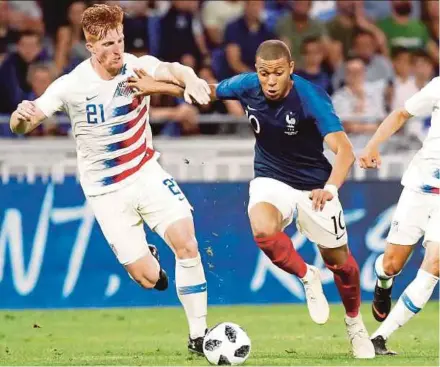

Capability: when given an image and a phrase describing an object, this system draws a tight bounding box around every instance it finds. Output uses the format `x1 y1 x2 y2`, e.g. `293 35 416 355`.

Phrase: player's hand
127 68 159 97
183 76 211 105
309 189 334 211
359 145 382 169
15 100 36 122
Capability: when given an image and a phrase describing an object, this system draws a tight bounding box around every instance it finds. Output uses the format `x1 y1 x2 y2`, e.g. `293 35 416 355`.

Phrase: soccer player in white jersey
359 77 440 355
9 4 211 355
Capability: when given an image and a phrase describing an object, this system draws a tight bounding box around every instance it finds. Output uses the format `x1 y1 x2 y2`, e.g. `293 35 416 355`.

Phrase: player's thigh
87 190 150 266
296 191 347 248
137 161 194 248
248 177 297 235
386 188 430 247
422 200 440 276
424 196 440 247
421 241 440 277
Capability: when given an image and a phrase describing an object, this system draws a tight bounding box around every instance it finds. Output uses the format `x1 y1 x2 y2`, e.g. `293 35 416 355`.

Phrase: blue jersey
216 73 343 190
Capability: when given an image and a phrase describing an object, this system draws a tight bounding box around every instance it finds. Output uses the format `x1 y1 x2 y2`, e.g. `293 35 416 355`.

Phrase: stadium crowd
0 0 438 149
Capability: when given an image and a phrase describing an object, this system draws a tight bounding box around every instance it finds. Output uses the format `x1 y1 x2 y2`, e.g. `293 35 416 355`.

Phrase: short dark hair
353 29 375 41
391 46 411 59
300 36 321 54
412 48 432 63
256 40 292 62
17 30 42 44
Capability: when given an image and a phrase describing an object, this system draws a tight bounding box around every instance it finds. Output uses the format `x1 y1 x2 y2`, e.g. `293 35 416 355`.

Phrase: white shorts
87 160 193 265
387 187 440 246
248 177 348 248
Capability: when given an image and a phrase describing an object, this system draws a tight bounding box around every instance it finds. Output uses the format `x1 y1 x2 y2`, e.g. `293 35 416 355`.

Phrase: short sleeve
35 75 68 117
405 77 440 117
215 73 258 100
296 76 344 136
138 55 162 79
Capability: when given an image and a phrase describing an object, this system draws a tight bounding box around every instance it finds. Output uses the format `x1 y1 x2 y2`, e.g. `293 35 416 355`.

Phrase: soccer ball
203 322 251 365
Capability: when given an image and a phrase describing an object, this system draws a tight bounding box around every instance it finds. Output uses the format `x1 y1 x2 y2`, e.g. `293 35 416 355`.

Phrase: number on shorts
331 211 346 235
163 178 182 196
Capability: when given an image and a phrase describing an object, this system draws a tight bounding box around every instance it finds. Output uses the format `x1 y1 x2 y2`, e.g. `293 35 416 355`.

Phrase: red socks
325 254 361 318
255 232 307 278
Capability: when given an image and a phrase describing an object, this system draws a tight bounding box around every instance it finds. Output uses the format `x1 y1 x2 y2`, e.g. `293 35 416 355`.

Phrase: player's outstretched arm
359 108 411 169
11 74 67 135
10 101 47 135
127 69 185 98
154 62 211 105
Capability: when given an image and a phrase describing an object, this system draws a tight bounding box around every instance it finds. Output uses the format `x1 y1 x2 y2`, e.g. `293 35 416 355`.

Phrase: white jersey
401 77 440 194
35 53 162 196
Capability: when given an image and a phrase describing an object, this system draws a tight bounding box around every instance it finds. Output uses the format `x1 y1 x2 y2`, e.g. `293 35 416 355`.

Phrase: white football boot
345 313 375 359
301 265 330 324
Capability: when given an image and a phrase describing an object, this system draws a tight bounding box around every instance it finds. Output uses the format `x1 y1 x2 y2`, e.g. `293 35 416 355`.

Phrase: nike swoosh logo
86 95 98 101
179 197 185 201
372 303 387 319
336 232 346 240
247 105 258 111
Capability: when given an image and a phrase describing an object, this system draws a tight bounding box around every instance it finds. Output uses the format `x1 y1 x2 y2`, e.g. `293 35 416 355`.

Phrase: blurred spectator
405 50 435 142
7 0 44 34
326 0 387 62
0 31 49 113
332 30 394 90
332 56 386 150
224 0 274 75
150 102 201 137
275 0 327 68
377 0 438 63
40 0 78 39
159 0 210 70
264 0 292 33
310 1 336 21
363 0 421 21
295 36 332 94
0 1 19 62
123 1 150 57
54 1 88 75
26 62 65 136
389 47 418 111
424 0 439 72
201 0 244 48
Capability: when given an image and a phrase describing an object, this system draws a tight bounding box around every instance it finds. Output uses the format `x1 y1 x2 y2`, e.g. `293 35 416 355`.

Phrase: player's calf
165 217 208 342
373 246 412 321
125 250 162 289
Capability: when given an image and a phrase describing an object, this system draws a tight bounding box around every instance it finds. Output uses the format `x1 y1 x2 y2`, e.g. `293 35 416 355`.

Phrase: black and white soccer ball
203 322 251 365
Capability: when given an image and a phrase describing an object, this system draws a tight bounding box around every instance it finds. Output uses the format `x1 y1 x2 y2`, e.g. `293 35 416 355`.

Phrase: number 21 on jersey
86 104 106 124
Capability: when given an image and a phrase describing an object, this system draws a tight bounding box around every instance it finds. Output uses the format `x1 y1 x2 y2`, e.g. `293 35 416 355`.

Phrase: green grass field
0 303 438 366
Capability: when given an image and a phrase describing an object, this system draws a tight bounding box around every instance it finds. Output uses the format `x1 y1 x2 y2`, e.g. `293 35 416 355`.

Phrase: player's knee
174 237 199 259
251 220 280 238
382 254 404 277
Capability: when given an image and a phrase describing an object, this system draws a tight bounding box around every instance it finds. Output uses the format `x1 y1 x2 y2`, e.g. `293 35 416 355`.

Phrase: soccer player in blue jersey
130 40 375 358
213 40 374 359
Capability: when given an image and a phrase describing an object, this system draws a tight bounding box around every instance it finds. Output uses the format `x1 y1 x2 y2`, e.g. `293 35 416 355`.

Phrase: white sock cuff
177 253 201 268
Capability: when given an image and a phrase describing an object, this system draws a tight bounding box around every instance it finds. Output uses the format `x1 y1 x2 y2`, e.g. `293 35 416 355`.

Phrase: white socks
372 269 438 340
175 253 208 339
374 254 397 289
